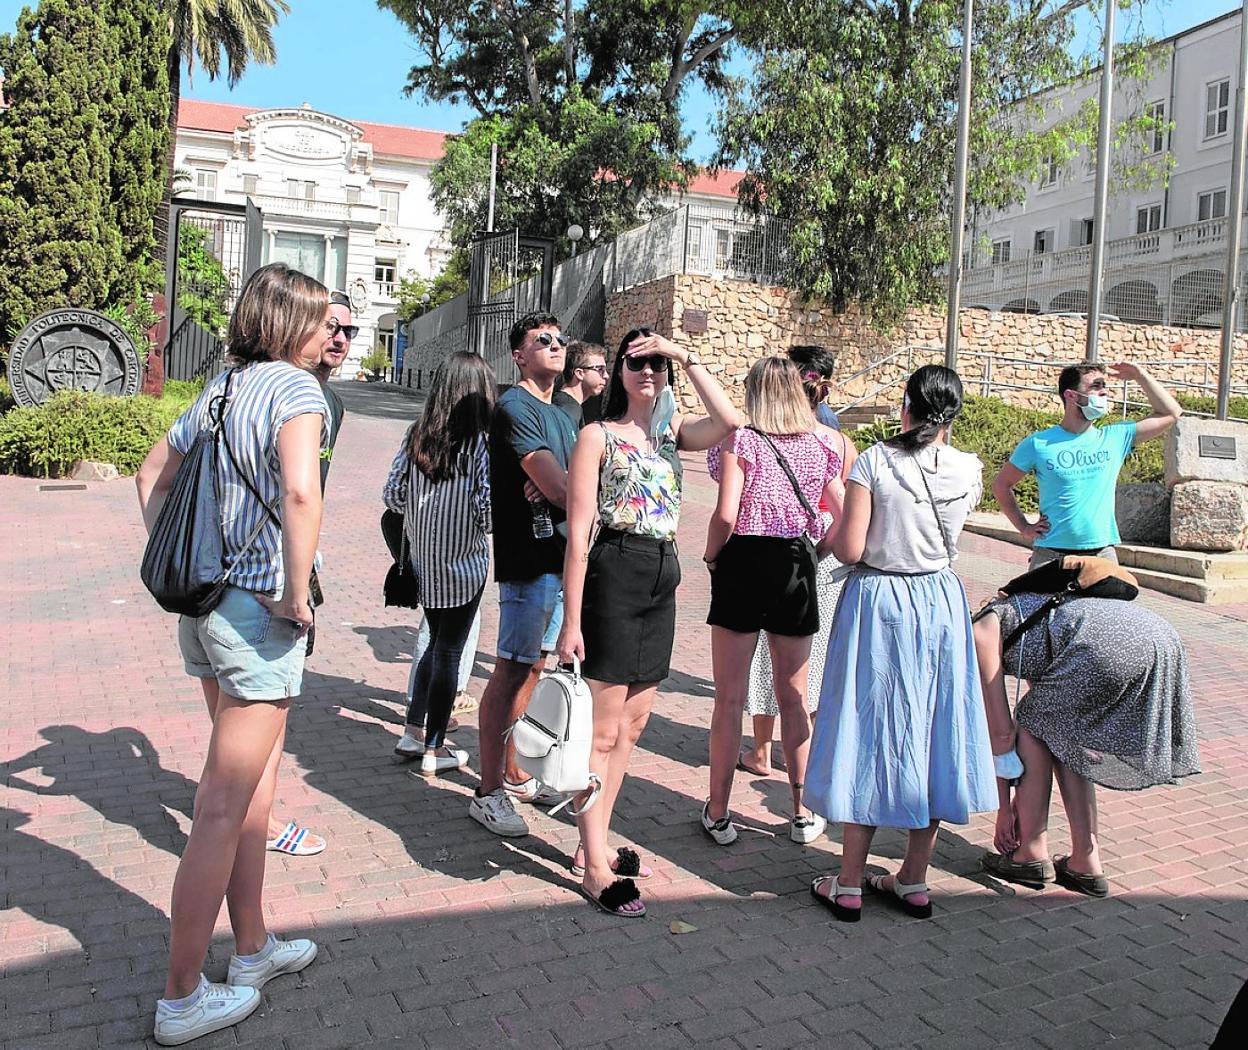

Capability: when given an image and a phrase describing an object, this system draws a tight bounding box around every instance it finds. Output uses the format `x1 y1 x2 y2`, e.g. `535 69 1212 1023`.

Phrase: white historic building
967 7 1248 326
175 98 741 372
175 99 450 373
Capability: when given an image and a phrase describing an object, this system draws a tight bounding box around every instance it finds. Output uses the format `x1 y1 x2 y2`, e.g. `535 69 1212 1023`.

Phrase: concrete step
962 512 1248 603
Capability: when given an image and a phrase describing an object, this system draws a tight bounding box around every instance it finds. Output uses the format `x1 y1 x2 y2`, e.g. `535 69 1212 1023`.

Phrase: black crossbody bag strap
746 426 818 521
914 454 956 567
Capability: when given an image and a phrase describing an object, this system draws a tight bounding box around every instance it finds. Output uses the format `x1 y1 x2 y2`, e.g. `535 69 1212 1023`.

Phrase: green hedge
849 395 1167 513
0 382 199 478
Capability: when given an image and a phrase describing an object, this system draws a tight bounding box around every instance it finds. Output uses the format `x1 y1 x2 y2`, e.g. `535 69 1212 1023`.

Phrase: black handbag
382 510 421 609
997 555 1138 653
140 371 268 616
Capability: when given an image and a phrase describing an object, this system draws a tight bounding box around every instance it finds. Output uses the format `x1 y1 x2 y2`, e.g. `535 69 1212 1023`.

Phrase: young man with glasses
992 362 1182 569
471 312 579 836
553 341 609 428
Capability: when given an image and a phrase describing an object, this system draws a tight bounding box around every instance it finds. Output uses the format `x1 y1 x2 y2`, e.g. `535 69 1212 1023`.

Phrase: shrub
360 344 391 376
0 384 199 478
0 375 13 414
844 395 1168 512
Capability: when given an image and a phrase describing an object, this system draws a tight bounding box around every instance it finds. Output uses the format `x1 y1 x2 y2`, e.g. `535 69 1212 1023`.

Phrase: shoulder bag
996 555 1138 654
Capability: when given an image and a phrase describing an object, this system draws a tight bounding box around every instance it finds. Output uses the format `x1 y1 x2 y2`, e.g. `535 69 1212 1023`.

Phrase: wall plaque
8 308 142 407
1198 435 1237 460
682 309 709 334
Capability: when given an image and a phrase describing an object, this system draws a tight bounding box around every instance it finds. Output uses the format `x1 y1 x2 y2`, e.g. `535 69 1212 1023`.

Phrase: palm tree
155 0 289 267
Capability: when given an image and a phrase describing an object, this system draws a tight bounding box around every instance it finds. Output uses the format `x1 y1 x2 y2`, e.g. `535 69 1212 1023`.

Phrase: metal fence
962 218 1248 329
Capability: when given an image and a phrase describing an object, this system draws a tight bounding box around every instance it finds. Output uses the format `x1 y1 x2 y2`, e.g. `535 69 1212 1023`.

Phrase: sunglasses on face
579 363 608 376
534 331 568 348
624 354 667 373
323 319 359 342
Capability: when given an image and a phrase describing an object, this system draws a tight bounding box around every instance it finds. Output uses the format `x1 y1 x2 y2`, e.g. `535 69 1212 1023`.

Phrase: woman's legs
421 592 483 749
1052 758 1103 875
200 679 316 853
708 626 760 821
575 681 644 914
1009 729 1056 865
167 692 290 998
883 822 940 907
744 715 776 773
768 632 814 817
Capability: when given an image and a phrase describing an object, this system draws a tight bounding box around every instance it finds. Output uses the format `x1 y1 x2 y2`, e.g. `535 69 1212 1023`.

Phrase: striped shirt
382 433 492 608
168 361 328 595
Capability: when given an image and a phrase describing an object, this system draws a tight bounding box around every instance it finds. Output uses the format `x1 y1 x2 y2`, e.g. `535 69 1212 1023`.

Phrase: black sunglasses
535 331 568 348
323 319 359 341
624 354 667 372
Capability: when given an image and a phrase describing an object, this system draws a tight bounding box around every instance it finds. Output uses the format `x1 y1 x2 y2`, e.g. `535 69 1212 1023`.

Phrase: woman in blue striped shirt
137 263 330 1045
383 351 495 777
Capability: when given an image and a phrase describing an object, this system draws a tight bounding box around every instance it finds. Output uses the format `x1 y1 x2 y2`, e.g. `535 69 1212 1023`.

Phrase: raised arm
1111 362 1183 444
556 425 607 662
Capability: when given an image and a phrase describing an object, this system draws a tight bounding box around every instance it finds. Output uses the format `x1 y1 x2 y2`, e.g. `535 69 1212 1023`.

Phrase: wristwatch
685 351 702 368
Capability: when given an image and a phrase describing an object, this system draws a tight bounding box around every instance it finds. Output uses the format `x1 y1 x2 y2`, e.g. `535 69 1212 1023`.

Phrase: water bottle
531 499 554 539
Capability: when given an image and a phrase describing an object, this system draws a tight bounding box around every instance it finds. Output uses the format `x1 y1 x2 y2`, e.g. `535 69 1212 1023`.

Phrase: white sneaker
469 788 529 837
504 775 563 805
154 976 260 1045
393 731 425 759
415 746 469 777
700 800 738 846
790 813 827 844
227 934 318 989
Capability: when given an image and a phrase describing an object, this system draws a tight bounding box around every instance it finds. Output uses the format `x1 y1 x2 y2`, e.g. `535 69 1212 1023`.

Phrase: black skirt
707 534 819 636
581 528 681 684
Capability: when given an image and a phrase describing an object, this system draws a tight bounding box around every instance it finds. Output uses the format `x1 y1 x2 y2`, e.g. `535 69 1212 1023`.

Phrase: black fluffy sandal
581 877 646 918
612 847 653 881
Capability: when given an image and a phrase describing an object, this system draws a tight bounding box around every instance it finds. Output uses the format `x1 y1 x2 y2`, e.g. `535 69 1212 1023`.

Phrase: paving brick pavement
1 379 1244 1049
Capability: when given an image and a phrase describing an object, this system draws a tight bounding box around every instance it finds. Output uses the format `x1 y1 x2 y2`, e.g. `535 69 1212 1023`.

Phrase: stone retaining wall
604 274 1248 415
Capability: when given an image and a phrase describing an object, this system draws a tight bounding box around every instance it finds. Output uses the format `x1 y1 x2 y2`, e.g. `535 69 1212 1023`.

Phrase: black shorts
582 528 681 684
707 534 819 637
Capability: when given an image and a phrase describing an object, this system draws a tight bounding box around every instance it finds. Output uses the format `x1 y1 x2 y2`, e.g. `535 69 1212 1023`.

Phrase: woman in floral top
557 328 737 918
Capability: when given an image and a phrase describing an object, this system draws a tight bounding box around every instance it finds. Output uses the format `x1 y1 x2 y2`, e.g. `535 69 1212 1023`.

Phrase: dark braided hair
884 364 964 453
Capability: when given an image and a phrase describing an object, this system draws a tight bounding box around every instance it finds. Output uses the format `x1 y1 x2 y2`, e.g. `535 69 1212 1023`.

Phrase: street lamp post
1217 0 1248 419
567 223 584 258
1084 0 1118 363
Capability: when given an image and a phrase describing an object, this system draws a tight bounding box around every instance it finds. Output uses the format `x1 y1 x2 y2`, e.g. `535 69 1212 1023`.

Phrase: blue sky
0 0 1238 160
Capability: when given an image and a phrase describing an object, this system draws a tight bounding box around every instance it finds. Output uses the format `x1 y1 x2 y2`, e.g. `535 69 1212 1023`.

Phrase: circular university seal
8 308 142 408
349 277 370 313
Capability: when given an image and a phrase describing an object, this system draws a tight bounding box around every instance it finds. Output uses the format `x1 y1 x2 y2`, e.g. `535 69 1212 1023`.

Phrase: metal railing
963 217 1248 328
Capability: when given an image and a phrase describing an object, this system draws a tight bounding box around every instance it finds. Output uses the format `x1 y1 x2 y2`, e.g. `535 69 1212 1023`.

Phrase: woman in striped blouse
384 352 496 776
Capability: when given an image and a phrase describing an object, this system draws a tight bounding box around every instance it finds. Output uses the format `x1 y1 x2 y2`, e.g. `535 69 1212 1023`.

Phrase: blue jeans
496 573 563 665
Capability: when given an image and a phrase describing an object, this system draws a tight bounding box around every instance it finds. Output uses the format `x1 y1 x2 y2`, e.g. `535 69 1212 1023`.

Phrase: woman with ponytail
805 364 996 922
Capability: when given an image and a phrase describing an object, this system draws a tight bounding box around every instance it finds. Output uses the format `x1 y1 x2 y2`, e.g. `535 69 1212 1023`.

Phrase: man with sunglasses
553 340 609 427
314 292 356 487
471 312 580 837
993 361 1182 569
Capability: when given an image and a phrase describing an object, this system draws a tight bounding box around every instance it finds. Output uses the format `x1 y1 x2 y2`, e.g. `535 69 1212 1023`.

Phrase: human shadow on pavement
351 622 491 685
0 726 196 856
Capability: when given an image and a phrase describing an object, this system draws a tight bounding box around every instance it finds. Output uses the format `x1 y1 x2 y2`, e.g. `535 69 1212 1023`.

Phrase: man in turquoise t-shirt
993 362 1182 569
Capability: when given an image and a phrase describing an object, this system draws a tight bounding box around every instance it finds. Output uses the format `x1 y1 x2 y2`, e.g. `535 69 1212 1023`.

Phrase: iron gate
467 230 554 383
163 199 263 381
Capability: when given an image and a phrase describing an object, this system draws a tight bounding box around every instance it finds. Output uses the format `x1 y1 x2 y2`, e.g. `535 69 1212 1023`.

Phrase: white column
323 234 334 287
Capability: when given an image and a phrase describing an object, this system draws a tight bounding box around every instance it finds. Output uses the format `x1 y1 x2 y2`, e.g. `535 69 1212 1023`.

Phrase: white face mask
649 386 676 444
1078 392 1109 421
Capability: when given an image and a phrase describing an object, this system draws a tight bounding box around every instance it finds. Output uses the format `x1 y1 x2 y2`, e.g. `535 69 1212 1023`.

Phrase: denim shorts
178 586 306 701
496 573 563 665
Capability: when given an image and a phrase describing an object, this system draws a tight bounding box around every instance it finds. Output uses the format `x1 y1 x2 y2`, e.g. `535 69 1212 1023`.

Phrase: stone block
70 460 120 482
1164 417 1248 487
1115 482 1170 546
1170 480 1248 552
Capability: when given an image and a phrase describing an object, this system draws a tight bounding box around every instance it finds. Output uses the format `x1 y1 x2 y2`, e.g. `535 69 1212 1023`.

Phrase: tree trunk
563 0 575 88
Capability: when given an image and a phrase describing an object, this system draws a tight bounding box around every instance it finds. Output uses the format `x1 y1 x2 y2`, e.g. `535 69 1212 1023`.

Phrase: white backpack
506 657 601 815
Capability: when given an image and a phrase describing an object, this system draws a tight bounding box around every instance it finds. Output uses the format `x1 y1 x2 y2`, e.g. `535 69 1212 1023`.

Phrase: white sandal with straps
865 874 932 919
810 875 862 923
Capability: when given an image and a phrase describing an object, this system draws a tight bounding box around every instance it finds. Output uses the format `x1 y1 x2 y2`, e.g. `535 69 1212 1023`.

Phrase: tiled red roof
177 98 448 161
685 168 744 199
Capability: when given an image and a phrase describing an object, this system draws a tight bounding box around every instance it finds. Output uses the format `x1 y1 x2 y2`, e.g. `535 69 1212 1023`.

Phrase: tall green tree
155 0 289 266
716 0 1165 323
381 0 756 253
0 1 123 335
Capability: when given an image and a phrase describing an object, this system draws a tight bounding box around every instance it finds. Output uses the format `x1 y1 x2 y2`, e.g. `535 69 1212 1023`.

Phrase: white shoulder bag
505 657 601 815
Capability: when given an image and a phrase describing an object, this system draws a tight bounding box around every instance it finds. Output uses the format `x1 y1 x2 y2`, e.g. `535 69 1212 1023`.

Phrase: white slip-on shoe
700 800 738 846
227 934 318 989
393 731 426 760
154 977 260 1046
415 746 469 777
469 788 529 836
504 775 563 805
790 813 827 844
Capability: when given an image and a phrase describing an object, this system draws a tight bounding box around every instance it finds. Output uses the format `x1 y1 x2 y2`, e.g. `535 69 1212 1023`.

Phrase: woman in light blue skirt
806 365 997 922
